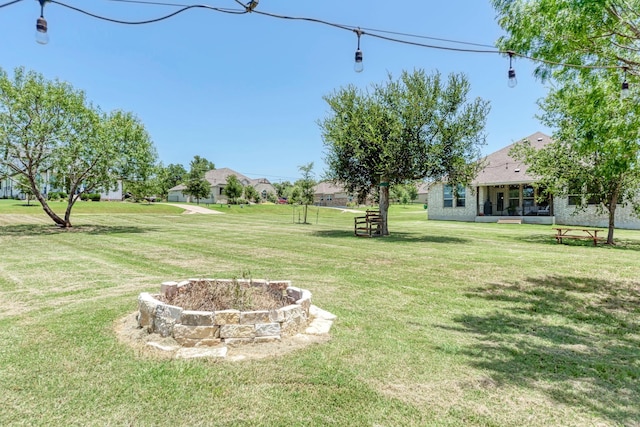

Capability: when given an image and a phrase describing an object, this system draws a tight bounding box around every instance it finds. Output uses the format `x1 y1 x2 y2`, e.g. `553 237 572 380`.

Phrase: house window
443 184 465 207
456 186 466 207
443 185 453 208
261 190 267 199
219 187 224 195
508 184 520 211
523 185 534 214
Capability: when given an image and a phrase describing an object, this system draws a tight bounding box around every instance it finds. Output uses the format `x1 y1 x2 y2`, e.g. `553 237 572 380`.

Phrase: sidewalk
163 203 223 214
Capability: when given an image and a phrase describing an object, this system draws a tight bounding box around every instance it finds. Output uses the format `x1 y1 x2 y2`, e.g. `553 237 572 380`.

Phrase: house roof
168 167 273 192
314 181 347 195
416 181 430 195
472 131 552 186
204 168 253 186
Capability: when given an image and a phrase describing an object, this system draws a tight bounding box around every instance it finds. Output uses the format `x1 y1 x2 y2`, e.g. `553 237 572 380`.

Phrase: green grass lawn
0 201 638 426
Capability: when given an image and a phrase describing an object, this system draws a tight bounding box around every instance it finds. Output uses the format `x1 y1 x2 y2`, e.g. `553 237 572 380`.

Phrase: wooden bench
354 210 382 237
553 227 604 246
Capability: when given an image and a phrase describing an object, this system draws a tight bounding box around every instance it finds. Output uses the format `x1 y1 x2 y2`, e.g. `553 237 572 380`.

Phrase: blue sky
1 0 550 182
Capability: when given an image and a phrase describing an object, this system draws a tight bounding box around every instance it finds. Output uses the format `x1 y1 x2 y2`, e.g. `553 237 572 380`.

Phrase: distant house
167 167 276 204
0 175 18 199
100 181 123 201
314 181 427 207
313 182 354 207
427 131 640 229
0 170 122 201
415 182 430 205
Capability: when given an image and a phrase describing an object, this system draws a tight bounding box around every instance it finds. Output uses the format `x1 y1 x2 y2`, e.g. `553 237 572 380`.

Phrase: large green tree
319 69 489 235
243 185 259 203
492 0 640 77
493 0 640 244
223 174 244 204
0 67 157 227
511 75 640 244
156 162 187 199
183 155 214 204
273 181 293 201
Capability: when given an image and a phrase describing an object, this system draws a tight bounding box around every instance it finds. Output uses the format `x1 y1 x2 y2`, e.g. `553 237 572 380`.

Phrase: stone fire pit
135 278 335 359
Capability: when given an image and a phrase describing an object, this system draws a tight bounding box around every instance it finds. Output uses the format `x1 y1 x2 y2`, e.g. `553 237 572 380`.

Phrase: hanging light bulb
621 67 630 100
354 49 363 73
35 0 49 45
507 51 517 88
354 28 364 73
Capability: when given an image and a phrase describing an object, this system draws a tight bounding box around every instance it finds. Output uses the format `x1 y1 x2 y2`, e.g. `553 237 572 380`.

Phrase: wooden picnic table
553 227 604 246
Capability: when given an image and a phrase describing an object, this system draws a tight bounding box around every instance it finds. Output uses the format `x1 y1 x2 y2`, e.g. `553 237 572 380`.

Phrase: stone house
167 167 276 204
313 182 354 207
427 131 640 229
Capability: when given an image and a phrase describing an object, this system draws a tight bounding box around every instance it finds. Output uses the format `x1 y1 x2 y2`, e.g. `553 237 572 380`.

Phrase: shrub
80 193 101 201
47 191 68 201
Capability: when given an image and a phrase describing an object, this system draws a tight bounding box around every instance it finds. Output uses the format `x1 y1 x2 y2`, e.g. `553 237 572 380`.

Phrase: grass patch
0 203 639 425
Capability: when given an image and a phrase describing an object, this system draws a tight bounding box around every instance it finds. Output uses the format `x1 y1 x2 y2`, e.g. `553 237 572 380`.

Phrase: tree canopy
183 155 214 204
319 69 489 235
0 67 157 227
492 0 640 78
157 163 187 199
243 185 259 203
223 174 244 204
493 0 640 243
511 73 640 244
293 162 315 224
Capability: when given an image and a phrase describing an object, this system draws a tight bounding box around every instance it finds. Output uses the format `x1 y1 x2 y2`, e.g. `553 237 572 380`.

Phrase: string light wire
50 0 247 23
105 0 498 49
2 0 633 74
0 0 23 9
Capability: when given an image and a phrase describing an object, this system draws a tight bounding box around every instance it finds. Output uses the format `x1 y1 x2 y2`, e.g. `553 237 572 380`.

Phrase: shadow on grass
0 224 154 236
447 275 640 424
312 229 469 244
519 233 640 251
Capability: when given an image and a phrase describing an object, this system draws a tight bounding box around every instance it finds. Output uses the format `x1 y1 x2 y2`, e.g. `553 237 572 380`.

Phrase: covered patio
474 183 555 225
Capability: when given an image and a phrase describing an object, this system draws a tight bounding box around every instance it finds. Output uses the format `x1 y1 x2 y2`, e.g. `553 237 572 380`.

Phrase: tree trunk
63 195 79 228
303 204 308 224
34 188 69 227
606 201 617 245
379 181 390 236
